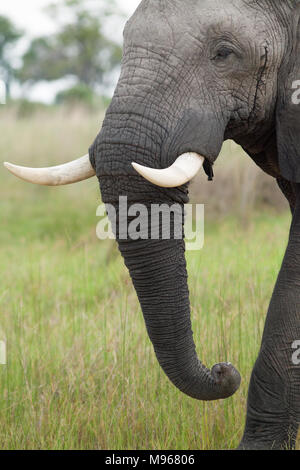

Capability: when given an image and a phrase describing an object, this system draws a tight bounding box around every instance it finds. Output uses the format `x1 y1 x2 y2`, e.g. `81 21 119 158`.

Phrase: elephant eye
213 47 234 61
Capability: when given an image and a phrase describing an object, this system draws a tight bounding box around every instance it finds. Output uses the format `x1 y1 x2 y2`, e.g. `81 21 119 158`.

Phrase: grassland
0 107 298 449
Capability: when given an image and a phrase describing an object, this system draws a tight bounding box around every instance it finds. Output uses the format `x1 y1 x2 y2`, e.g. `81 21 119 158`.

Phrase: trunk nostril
212 363 241 395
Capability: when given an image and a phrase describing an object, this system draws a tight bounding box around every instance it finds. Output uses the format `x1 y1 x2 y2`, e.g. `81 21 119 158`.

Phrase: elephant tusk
132 152 205 188
3 154 96 186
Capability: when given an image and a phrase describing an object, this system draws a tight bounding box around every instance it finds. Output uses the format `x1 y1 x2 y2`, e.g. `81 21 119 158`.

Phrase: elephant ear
276 4 300 182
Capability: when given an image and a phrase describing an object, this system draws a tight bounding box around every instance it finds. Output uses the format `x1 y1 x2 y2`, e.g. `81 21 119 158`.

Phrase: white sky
0 0 141 36
0 0 141 102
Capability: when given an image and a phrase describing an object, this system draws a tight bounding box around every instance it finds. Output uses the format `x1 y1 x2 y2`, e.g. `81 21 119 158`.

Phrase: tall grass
0 106 297 449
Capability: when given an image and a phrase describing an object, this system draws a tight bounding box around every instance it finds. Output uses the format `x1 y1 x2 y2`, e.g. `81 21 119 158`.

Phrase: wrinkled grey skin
89 0 300 449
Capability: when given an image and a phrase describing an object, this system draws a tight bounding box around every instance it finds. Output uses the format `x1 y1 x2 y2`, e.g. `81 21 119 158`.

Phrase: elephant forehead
125 0 275 53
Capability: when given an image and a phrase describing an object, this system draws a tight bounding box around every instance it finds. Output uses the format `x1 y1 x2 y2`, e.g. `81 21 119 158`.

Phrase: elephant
4 0 300 450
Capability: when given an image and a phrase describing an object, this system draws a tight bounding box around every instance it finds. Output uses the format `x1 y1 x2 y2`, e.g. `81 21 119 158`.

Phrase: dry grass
190 140 289 215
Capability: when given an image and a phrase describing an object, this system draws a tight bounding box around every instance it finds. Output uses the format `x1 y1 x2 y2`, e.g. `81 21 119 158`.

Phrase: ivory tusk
4 154 96 186
132 152 205 188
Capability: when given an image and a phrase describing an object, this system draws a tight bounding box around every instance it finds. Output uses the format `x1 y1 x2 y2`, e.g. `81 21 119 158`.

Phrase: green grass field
0 107 298 449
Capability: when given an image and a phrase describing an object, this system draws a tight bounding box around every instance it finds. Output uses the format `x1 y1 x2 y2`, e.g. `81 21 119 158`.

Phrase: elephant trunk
90 95 240 400
117 229 240 400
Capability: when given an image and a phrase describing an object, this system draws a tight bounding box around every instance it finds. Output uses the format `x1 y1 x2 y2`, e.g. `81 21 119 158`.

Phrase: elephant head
4 0 300 444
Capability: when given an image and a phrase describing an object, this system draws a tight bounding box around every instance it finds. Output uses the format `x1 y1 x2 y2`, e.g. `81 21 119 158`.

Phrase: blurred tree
56 83 95 106
0 16 22 99
19 0 123 97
